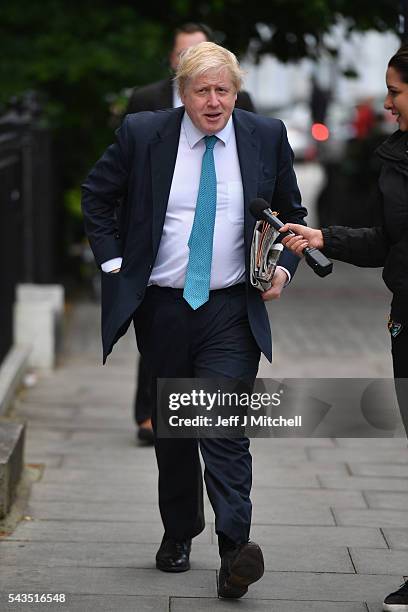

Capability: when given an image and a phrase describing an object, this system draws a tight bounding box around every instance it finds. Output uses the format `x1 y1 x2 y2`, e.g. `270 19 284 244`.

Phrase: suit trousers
133 358 153 424
133 283 261 544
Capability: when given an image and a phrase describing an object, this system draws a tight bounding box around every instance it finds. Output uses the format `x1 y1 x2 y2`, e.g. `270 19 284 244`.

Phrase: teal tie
183 135 218 310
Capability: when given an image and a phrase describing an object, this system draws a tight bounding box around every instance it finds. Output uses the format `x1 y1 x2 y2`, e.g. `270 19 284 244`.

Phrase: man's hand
261 267 288 301
280 224 324 257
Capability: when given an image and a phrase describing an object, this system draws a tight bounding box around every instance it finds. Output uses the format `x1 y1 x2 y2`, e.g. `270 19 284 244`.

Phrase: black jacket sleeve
126 89 147 114
321 225 390 267
236 90 256 113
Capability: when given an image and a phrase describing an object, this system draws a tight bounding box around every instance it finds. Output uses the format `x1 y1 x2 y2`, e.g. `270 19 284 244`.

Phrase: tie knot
204 135 217 150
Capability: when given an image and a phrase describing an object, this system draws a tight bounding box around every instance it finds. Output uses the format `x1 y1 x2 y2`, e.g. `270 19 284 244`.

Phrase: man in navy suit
126 22 256 444
82 42 306 598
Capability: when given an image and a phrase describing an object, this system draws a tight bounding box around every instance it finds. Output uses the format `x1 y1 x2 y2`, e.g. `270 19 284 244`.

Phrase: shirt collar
182 111 233 148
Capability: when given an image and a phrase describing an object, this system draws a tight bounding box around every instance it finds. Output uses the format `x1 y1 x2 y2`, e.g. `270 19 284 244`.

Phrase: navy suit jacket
81 107 307 363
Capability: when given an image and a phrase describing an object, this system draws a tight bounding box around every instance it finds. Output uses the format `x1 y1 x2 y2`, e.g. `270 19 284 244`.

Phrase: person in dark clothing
126 23 255 116
126 23 256 444
280 45 408 612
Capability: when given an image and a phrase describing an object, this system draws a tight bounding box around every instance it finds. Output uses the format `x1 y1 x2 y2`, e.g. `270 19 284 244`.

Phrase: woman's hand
280 224 324 257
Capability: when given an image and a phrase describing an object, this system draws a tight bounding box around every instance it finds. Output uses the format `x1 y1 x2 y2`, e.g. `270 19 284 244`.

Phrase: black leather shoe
218 541 264 598
156 536 191 573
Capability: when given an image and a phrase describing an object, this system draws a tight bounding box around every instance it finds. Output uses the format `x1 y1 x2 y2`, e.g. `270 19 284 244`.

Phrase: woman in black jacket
281 45 408 612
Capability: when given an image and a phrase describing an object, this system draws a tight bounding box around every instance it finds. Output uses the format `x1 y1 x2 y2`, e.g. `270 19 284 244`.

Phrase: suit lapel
150 107 184 255
233 110 260 254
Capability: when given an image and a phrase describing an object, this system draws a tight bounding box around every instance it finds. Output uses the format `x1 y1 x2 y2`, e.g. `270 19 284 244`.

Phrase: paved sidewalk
0 262 407 612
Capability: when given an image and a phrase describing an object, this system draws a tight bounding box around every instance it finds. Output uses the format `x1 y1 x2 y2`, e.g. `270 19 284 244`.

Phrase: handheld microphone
250 198 333 278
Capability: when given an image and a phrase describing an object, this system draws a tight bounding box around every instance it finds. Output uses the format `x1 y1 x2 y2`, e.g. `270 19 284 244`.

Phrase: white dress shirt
148 113 245 289
101 111 290 285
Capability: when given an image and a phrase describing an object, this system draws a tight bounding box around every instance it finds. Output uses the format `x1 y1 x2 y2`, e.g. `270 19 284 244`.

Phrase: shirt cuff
277 265 291 286
101 257 123 273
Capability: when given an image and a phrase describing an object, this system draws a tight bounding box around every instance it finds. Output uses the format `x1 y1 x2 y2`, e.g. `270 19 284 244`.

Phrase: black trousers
133 284 261 545
134 358 153 425
391 326 408 434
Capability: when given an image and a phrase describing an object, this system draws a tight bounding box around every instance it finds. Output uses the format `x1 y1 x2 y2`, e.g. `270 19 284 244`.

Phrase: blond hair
175 41 243 94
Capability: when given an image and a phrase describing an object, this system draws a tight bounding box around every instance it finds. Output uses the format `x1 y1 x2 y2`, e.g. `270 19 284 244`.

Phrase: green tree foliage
0 1 169 188
0 0 399 239
139 0 398 60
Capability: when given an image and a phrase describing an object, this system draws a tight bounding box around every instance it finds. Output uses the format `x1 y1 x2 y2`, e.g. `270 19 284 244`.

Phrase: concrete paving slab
251 504 335 525
3 520 213 544
0 541 188 570
336 439 408 449
251 488 367 509
25 435 146 456
244 571 400 602
18 395 133 410
348 463 408 478
364 492 408 510
26 498 214 521
171 599 367 612
29 483 159 504
253 461 349 474
14 399 80 414
35 464 345 490
350 547 408 575
25 428 70 442
60 451 323 471
38 467 159 486
29 456 156 476
249 525 387 548
39 416 133 432
0 541 354 573
57 456 153 470
0 565 217 597
20 370 135 385
20 382 134 400
0 593 168 612
252 447 311 462
319 475 408 492
35 464 348 488
251 438 337 449
382 529 408 549
25 501 164 523
24 455 64 468
309 448 408 464
334 509 408 529
14 406 133 433
251 472 320 487
28 440 344 467
78 406 136 420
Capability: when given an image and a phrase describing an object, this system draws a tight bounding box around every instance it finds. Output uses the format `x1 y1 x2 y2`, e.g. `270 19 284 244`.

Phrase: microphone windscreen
249 198 269 220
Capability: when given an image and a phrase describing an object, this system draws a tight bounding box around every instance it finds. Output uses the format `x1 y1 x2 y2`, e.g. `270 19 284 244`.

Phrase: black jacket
322 130 408 322
126 77 256 114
